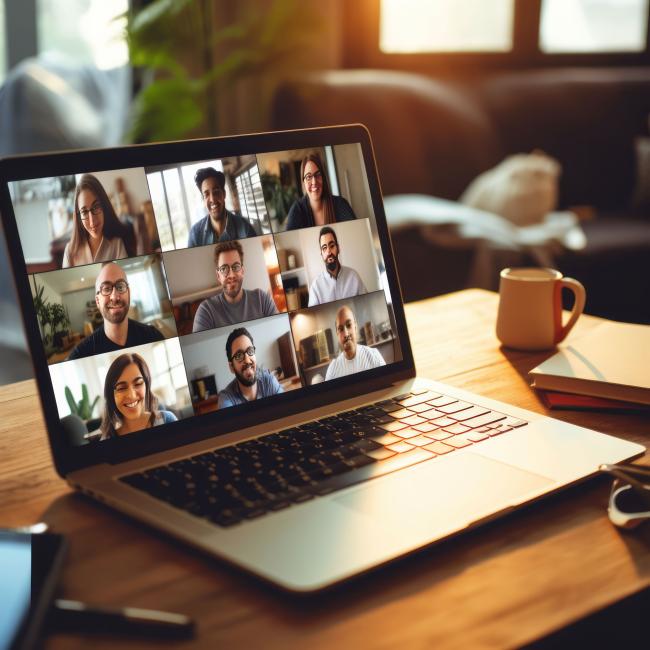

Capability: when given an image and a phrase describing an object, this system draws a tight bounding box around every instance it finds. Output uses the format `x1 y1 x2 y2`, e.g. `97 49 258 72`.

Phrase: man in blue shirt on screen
187 167 256 247
217 327 283 408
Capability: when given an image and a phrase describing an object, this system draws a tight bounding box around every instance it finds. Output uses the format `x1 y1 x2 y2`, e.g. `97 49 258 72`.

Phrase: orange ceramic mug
496 267 586 351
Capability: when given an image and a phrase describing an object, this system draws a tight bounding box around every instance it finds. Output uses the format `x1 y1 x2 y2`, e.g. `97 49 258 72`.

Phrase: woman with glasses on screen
285 153 357 230
98 353 177 440
62 174 128 267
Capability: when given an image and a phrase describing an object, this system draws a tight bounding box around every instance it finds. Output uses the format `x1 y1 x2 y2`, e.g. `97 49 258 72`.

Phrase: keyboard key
391 427 422 439
408 402 437 414
399 392 440 407
430 416 457 427
445 436 473 449
426 395 458 408
379 420 408 433
462 412 507 429
406 435 435 447
449 405 490 421
369 432 403 446
378 405 403 415
423 441 455 455
401 414 426 426
500 417 528 428
387 441 415 453
389 408 415 420
410 388 431 395
424 431 453 441
486 424 513 436
435 401 472 414
441 423 471 435
365 447 398 461
413 422 438 433
467 431 489 442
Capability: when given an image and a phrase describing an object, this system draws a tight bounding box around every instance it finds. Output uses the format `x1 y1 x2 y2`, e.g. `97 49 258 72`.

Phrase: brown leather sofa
271 68 650 323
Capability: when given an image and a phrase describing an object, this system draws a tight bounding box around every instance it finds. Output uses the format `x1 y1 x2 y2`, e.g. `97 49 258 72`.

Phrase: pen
51 599 195 639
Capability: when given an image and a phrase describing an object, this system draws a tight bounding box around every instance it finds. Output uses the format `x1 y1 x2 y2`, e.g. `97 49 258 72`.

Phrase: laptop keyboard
120 390 528 528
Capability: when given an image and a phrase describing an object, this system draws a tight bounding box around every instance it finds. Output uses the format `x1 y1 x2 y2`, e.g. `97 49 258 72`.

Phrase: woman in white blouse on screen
62 174 128 267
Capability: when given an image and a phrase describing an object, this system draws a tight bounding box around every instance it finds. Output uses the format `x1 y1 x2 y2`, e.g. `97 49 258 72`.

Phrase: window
540 0 649 53
380 0 514 53
37 0 128 70
344 0 650 69
234 164 270 235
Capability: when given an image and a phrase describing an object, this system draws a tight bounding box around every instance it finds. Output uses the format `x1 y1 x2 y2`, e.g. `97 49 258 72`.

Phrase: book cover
535 388 650 412
529 320 650 405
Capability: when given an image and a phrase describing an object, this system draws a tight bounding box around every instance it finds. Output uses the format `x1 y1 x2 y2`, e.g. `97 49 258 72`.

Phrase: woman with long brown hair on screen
285 153 357 230
99 353 176 440
62 173 128 267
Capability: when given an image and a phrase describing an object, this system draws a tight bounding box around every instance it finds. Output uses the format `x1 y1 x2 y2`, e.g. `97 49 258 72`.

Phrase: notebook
529 320 650 405
0 125 643 592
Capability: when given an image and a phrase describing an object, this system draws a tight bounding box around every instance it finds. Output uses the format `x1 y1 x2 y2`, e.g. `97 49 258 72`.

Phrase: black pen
51 598 195 639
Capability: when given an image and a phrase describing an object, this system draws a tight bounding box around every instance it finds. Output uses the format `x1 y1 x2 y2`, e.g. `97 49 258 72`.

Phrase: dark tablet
0 530 67 650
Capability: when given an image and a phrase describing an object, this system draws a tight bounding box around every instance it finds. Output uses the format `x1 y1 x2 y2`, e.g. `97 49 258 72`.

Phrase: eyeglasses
600 463 650 529
230 346 255 363
303 171 322 183
79 202 103 220
96 280 129 296
217 262 243 276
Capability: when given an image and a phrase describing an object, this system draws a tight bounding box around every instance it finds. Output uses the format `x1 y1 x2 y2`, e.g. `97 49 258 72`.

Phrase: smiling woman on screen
62 173 128 267
285 153 357 230
99 353 176 440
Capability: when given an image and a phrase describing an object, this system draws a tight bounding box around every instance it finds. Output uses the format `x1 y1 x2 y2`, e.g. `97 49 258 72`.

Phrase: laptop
0 125 643 593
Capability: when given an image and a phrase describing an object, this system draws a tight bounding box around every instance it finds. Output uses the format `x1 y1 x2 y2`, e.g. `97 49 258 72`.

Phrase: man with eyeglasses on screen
187 167 257 247
192 240 278 333
217 327 283 408
67 262 164 360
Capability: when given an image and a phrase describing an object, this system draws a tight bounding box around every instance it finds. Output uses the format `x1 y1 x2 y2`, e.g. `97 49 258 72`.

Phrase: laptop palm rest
334 452 554 536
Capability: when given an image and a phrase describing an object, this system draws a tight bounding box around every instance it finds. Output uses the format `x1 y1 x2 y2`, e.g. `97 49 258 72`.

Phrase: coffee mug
496 267 586 351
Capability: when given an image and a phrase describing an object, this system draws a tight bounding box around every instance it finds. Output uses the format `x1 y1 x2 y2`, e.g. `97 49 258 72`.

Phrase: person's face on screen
95 263 130 325
229 334 257 388
335 306 358 360
216 249 244 301
201 176 226 221
77 188 104 241
113 362 147 422
303 159 323 202
320 232 339 273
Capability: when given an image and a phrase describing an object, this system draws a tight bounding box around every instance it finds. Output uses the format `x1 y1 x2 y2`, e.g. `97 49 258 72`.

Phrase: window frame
342 0 650 71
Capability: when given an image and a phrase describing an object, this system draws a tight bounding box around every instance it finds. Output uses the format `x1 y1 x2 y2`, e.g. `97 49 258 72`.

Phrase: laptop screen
4 133 406 451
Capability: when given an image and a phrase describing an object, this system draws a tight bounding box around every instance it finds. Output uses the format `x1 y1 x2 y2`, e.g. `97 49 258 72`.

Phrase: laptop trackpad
334 452 554 535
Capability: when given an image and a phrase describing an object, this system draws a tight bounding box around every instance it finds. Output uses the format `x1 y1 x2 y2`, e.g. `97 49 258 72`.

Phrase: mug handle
554 277 586 344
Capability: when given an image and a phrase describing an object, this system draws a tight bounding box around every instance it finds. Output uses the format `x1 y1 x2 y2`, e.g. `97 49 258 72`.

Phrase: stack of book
528 320 650 412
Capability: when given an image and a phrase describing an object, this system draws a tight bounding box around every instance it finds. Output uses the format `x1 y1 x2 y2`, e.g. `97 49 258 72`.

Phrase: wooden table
1 289 649 649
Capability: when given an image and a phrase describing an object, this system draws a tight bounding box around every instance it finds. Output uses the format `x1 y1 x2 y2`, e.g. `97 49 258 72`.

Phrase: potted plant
124 0 317 142
50 303 71 350
65 384 100 422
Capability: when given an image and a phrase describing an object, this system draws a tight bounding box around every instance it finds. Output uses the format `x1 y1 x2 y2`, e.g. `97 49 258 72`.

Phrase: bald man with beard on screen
325 304 385 380
67 262 163 360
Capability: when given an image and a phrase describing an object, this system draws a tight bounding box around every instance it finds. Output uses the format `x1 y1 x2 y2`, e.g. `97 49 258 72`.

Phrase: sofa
271 67 650 323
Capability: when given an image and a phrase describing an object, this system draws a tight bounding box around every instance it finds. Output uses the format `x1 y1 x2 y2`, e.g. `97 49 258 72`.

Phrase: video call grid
14 147 398 441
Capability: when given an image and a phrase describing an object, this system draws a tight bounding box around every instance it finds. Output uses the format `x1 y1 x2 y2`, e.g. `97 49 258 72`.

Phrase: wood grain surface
1 289 649 649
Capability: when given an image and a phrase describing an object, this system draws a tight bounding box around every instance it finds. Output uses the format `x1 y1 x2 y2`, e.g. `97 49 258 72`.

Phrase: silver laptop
0 125 643 593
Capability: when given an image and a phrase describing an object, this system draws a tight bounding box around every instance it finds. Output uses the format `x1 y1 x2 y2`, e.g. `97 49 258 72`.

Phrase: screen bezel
0 125 416 476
